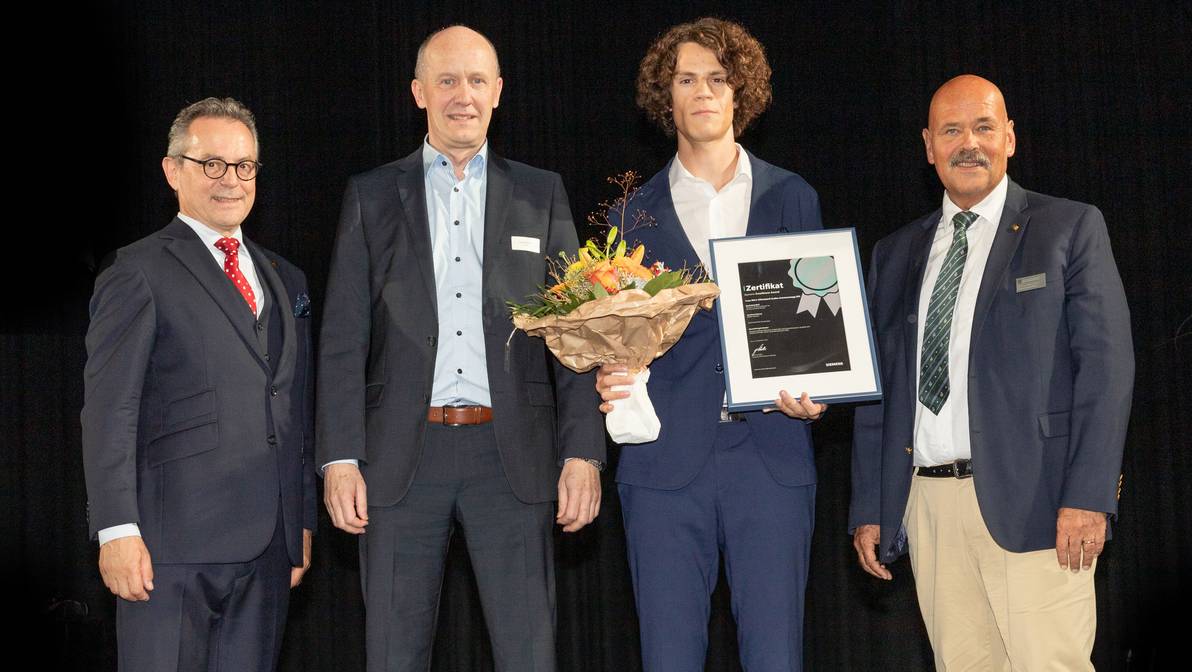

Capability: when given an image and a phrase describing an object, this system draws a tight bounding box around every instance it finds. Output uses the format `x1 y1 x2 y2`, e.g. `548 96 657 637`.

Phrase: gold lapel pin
1010 223 1020 232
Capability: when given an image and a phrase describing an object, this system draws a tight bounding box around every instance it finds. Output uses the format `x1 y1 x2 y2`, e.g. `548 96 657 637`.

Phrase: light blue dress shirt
423 139 492 407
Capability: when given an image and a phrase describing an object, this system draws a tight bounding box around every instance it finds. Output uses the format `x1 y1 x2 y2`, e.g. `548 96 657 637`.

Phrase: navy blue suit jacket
82 218 317 566
612 153 823 490
849 180 1133 561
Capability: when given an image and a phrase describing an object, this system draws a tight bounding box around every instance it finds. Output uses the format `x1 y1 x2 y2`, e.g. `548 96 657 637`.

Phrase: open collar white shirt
669 144 753 269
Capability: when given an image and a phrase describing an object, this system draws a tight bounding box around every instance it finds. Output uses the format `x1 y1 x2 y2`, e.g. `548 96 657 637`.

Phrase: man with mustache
849 75 1133 670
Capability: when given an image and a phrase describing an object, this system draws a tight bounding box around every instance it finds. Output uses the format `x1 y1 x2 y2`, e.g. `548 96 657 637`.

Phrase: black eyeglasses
177 155 261 180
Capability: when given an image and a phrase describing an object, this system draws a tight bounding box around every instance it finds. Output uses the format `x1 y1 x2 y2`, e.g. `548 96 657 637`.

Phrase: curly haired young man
597 18 827 672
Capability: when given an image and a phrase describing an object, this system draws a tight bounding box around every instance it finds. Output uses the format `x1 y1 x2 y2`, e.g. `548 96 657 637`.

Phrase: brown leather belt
427 405 492 426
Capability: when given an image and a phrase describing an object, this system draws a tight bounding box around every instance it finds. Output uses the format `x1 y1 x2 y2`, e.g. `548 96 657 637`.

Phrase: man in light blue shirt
317 25 605 672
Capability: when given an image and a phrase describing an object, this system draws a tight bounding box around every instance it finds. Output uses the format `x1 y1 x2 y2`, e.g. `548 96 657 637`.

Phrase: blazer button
256 321 265 332
714 363 723 373
906 314 916 324
270 386 279 397
267 435 278 445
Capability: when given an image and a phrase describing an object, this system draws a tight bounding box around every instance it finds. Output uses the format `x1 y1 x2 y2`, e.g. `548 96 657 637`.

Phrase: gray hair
413 25 501 80
166 97 259 158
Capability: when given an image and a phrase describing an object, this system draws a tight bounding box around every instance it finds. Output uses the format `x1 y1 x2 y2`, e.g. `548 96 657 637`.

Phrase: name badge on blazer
1015 273 1046 293
511 236 540 253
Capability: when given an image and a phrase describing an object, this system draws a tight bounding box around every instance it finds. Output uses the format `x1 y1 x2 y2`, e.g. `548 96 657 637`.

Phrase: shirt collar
177 212 243 249
941 174 1009 229
422 136 488 178
669 143 752 190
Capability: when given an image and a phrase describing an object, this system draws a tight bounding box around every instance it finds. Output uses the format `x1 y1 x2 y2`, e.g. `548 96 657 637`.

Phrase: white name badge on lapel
1015 273 1047 293
510 236 540 254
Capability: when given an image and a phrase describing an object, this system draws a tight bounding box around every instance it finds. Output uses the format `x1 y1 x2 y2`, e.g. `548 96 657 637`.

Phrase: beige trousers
903 473 1097 671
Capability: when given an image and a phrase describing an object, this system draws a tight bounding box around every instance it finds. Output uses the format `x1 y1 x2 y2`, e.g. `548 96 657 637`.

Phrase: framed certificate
709 228 881 410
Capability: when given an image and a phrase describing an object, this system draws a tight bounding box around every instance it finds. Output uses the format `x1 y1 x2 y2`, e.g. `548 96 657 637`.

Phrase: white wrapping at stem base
605 367 660 444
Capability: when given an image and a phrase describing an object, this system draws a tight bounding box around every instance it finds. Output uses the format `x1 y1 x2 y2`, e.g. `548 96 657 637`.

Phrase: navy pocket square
293 293 311 318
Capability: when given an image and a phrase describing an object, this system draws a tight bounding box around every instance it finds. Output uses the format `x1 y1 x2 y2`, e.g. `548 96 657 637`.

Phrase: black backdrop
6 1 1190 670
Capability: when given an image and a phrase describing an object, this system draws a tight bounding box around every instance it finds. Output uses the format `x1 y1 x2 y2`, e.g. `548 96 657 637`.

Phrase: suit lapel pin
1010 223 1020 232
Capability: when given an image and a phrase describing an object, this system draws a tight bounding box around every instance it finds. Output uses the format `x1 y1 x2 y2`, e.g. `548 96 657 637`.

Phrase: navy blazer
82 218 317 566
612 153 823 490
316 148 605 506
850 180 1133 561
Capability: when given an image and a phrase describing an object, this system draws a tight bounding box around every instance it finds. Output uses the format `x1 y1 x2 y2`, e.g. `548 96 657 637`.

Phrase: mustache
950 149 990 168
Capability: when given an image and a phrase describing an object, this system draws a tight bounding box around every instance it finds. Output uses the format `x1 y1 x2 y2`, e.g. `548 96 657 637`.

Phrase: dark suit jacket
611 153 823 490
850 180 1134 561
316 148 604 506
82 217 317 566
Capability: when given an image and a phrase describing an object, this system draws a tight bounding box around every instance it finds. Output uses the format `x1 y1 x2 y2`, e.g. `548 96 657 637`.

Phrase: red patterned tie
213 237 257 315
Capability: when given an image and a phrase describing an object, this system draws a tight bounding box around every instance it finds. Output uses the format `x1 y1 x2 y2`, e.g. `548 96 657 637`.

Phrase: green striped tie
918 210 978 415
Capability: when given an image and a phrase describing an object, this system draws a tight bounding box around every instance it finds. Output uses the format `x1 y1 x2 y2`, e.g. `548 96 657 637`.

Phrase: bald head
922 75 1016 210
414 25 500 80
927 75 1009 128
411 25 504 167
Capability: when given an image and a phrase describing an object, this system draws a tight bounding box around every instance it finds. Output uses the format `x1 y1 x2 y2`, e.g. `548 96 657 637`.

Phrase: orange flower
586 261 621 295
613 255 655 281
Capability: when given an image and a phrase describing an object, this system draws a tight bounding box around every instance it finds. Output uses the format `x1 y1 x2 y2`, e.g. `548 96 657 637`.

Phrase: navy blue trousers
619 421 815 672
116 511 291 672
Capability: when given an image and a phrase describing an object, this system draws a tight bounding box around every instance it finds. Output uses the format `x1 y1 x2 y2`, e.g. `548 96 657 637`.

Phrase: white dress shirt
97 214 263 545
912 175 1008 467
669 144 753 269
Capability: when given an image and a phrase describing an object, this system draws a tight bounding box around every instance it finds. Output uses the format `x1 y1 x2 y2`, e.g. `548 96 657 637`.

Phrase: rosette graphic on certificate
738 256 851 378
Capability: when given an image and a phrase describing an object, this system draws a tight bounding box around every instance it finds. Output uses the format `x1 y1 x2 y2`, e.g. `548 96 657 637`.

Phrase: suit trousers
618 421 815 672
360 422 556 672
116 509 292 672
904 473 1097 671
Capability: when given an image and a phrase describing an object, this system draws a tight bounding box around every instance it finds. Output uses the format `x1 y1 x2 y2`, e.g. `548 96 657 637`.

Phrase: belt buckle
438 405 464 427
953 460 972 479
444 406 466 427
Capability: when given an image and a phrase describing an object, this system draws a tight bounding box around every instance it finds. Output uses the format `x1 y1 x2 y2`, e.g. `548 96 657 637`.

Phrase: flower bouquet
509 173 720 443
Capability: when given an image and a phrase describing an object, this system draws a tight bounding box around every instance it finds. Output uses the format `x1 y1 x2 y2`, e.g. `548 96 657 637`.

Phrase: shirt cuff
97 523 141 546
322 458 360 474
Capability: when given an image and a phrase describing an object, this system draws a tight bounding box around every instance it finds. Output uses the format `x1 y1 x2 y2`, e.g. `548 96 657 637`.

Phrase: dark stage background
6 1 1190 670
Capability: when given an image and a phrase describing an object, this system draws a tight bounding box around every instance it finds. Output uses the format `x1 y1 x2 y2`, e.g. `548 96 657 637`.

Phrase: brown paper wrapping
512 283 720 373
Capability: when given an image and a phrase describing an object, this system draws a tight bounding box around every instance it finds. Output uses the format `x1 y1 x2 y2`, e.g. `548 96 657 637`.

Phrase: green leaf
642 270 685 296
591 283 609 298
